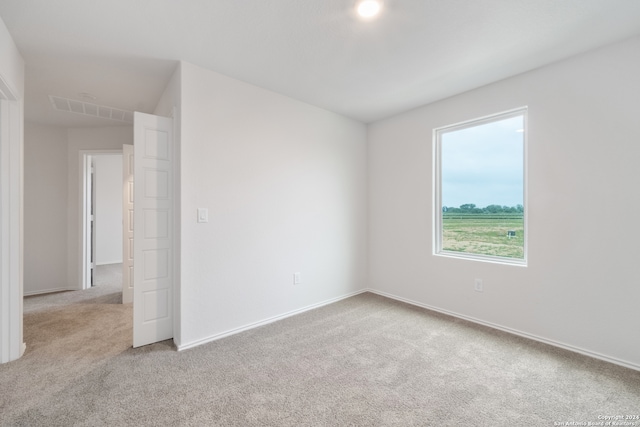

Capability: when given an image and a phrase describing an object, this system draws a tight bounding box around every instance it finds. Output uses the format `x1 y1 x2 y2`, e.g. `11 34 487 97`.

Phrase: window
434 108 527 265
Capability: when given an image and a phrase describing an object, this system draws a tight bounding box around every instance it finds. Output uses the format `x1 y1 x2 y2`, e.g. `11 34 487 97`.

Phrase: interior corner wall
367 35 640 369
94 154 123 265
24 123 69 295
67 126 132 290
153 62 180 119
178 62 367 349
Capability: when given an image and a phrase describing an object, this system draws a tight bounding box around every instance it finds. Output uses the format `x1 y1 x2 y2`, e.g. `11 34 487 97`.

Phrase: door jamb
79 149 122 290
0 76 24 363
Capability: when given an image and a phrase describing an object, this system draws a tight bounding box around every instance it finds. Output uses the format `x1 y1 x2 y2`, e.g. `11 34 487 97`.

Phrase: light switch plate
197 208 208 223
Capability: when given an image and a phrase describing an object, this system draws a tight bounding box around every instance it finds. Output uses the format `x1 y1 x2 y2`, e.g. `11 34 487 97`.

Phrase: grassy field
442 214 524 259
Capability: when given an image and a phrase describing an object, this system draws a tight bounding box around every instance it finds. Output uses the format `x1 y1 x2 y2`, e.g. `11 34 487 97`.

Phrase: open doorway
81 151 124 297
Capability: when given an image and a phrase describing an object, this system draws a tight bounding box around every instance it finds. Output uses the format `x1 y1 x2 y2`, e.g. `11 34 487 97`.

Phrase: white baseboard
23 287 76 297
177 289 368 352
367 289 640 372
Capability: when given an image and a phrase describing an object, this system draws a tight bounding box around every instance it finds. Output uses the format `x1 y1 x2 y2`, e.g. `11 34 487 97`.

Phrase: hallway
24 264 125 313
11 263 133 419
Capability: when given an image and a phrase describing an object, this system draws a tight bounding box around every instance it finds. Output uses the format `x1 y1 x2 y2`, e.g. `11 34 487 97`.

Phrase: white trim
82 154 92 289
95 260 123 266
23 287 76 297
434 251 527 267
432 126 440 256
78 149 122 290
367 289 640 372
0 92 24 363
433 106 528 266
0 75 13 101
177 290 367 352
434 106 527 134
171 107 181 347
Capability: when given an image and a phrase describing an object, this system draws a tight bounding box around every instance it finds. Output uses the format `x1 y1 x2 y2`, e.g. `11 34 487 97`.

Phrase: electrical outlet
294 272 301 285
474 278 483 292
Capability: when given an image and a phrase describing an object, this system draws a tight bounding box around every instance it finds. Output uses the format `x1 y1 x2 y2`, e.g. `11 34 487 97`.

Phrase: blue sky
441 114 524 209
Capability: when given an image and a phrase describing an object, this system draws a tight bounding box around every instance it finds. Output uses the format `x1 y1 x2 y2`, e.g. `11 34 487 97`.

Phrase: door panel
122 144 134 304
133 113 173 348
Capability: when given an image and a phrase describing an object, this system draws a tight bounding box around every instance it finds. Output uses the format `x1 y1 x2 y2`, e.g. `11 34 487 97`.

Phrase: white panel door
122 144 134 304
133 112 173 347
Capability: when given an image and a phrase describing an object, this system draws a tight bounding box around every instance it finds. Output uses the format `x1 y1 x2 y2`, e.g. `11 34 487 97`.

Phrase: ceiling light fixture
356 0 383 19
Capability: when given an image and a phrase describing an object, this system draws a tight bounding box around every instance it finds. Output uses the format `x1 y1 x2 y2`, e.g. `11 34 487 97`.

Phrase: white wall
368 36 640 369
24 123 69 295
94 154 123 265
0 15 23 99
178 62 367 349
67 126 132 289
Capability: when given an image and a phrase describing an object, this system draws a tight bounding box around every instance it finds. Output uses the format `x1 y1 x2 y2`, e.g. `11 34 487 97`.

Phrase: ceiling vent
49 95 134 123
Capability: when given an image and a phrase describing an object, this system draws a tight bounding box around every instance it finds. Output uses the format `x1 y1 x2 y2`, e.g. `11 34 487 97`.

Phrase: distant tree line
443 203 524 214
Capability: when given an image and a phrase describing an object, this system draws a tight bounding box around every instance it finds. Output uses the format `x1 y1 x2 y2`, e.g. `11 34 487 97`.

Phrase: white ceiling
1 0 640 127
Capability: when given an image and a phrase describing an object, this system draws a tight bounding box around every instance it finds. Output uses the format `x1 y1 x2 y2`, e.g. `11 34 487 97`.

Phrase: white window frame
433 107 528 266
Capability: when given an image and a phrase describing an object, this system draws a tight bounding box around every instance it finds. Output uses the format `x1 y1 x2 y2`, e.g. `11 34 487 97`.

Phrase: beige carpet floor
1 267 639 426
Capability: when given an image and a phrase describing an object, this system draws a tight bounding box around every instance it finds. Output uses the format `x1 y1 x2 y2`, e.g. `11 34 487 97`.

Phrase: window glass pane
438 111 525 261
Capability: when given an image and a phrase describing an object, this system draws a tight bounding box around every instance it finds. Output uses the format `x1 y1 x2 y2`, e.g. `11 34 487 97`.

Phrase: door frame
79 149 122 290
122 144 134 304
0 77 24 363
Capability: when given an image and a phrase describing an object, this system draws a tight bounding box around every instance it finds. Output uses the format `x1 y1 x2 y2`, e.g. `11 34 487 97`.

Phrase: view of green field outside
441 205 524 259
